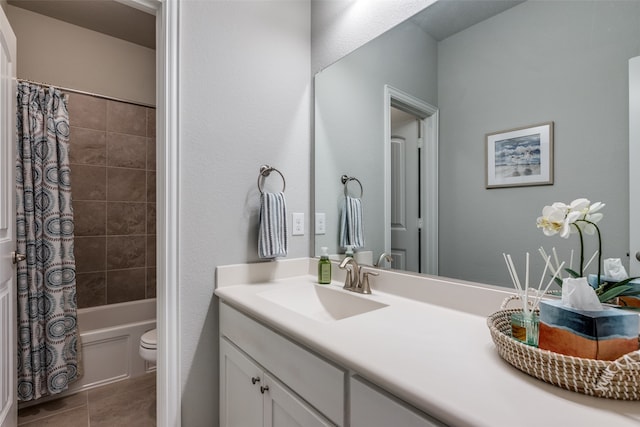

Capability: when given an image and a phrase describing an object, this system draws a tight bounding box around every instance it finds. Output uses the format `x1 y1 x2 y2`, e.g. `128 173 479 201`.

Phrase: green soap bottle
318 247 331 284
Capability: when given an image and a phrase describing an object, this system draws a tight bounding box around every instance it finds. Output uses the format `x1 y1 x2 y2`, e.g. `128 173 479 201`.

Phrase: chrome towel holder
341 175 363 198
258 165 286 194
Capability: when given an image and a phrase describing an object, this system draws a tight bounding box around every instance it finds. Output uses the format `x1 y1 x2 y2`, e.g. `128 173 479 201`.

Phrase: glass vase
511 311 539 347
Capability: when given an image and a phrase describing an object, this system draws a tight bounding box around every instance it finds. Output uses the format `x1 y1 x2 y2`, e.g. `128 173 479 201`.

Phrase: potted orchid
536 198 640 305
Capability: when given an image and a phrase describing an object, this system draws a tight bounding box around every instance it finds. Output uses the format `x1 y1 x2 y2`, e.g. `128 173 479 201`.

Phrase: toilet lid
140 329 157 349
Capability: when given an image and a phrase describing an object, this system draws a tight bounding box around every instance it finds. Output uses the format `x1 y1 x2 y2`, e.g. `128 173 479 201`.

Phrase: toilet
139 328 157 362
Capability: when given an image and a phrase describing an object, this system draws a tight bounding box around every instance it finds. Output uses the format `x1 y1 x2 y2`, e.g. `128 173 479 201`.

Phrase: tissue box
538 300 639 360
619 296 640 308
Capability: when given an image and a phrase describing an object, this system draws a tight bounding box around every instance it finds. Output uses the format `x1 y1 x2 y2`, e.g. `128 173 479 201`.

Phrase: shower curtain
16 82 79 401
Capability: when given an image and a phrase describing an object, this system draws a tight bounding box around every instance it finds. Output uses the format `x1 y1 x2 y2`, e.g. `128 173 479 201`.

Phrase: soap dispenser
345 245 354 258
318 247 331 284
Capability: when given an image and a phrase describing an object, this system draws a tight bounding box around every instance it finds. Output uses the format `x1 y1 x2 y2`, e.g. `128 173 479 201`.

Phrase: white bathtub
72 298 157 392
19 298 156 408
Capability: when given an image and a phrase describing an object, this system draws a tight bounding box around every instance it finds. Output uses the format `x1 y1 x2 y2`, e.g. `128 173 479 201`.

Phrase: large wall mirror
314 0 639 286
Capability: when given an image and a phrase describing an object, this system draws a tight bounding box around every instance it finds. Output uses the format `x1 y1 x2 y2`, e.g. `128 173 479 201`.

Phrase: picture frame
485 122 554 189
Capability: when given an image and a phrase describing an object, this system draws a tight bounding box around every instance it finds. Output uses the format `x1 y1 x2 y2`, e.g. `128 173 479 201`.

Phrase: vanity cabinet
219 303 345 426
220 338 333 427
350 377 446 427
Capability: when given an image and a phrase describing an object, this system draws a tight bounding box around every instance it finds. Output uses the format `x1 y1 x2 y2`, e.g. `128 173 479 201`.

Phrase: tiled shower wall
67 93 156 308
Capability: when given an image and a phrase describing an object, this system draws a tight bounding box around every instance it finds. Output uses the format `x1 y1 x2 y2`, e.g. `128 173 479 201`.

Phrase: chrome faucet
339 257 377 294
375 252 394 269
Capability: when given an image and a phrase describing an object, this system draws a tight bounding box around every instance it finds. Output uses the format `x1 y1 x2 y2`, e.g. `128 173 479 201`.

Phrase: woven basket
487 308 640 400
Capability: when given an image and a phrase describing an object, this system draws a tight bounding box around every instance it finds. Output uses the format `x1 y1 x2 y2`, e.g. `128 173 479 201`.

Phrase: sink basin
258 284 388 322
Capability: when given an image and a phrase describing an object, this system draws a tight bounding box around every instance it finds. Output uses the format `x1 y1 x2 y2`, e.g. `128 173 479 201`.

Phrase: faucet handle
360 270 378 294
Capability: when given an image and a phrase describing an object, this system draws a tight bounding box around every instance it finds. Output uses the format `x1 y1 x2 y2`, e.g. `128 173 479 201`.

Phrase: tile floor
17 373 156 426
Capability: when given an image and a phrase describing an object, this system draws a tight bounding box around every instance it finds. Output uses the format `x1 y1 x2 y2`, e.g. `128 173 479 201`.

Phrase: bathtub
71 298 157 393
19 298 156 408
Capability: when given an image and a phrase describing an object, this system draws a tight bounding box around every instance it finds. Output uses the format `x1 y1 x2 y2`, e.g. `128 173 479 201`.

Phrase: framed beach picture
485 122 554 189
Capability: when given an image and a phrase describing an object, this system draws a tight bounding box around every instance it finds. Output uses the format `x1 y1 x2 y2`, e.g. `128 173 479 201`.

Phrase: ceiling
5 0 524 54
7 0 155 49
411 0 525 41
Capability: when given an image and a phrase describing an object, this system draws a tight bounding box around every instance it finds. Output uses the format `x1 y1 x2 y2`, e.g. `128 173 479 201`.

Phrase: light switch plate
292 212 304 235
315 212 326 235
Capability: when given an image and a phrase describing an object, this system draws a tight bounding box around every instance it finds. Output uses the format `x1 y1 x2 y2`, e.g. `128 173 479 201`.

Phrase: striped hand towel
258 192 288 259
339 195 364 249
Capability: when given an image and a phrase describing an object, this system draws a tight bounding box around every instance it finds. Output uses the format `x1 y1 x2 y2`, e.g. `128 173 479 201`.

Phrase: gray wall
438 0 640 285
315 20 437 256
179 1 310 425
177 0 431 424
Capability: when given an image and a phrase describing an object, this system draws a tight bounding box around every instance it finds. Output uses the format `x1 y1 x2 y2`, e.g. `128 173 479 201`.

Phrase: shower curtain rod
17 78 155 109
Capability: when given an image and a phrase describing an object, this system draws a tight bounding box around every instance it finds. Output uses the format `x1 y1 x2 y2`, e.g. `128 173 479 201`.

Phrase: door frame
121 0 180 425
630 56 640 276
383 85 438 275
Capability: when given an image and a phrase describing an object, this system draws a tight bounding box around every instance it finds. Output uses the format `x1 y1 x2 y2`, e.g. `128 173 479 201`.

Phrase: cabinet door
350 377 446 427
264 373 335 427
220 339 263 427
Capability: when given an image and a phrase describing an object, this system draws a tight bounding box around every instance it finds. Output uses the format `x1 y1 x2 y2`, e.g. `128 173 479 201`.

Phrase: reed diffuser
503 252 563 346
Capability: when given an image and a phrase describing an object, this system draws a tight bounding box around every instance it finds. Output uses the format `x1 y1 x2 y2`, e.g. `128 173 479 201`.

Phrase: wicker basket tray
487 308 640 400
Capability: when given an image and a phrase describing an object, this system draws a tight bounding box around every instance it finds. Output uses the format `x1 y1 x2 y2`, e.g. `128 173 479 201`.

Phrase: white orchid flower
586 202 605 222
561 210 582 238
582 201 605 234
536 198 605 280
536 205 567 236
569 198 591 213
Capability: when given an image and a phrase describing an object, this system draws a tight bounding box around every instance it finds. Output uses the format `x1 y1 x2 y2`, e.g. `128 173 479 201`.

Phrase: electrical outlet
292 212 304 235
315 212 326 235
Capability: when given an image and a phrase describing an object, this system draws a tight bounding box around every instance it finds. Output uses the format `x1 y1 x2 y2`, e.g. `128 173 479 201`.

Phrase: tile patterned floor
17 373 156 427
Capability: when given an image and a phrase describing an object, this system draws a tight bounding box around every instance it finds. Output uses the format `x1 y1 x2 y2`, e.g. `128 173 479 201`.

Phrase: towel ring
341 175 363 198
258 165 286 194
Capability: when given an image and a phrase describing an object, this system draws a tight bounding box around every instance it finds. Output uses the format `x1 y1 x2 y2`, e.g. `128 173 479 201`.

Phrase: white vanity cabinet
219 303 345 427
350 377 447 427
220 338 333 427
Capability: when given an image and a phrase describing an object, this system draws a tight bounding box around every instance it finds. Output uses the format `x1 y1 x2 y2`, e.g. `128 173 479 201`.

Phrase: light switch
292 213 304 235
315 213 326 235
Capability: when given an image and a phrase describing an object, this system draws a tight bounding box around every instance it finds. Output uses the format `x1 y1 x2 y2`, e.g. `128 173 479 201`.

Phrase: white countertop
214 258 640 427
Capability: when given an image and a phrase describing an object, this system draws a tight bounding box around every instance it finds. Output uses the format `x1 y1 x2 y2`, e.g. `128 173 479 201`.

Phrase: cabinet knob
260 385 269 394
251 376 260 385
636 252 640 262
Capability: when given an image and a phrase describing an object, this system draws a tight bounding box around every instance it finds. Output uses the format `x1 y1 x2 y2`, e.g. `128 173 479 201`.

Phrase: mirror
314 0 638 286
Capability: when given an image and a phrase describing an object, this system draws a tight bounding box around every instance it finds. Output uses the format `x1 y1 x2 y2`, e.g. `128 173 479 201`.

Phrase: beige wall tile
106 268 146 304
72 165 106 201
74 201 106 236
69 127 106 166
146 137 156 171
68 93 107 131
146 171 156 203
146 267 156 299
107 101 146 136
146 108 156 138
146 203 156 235
74 237 106 273
76 272 107 308
107 132 147 169
107 236 145 269
107 202 146 235
146 235 156 267
107 168 146 202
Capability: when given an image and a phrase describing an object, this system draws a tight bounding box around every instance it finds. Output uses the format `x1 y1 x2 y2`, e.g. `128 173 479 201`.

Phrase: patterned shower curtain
16 83 79 401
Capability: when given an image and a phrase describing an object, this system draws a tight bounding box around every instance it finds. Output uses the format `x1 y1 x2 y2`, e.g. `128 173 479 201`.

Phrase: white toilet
139 328 157 362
